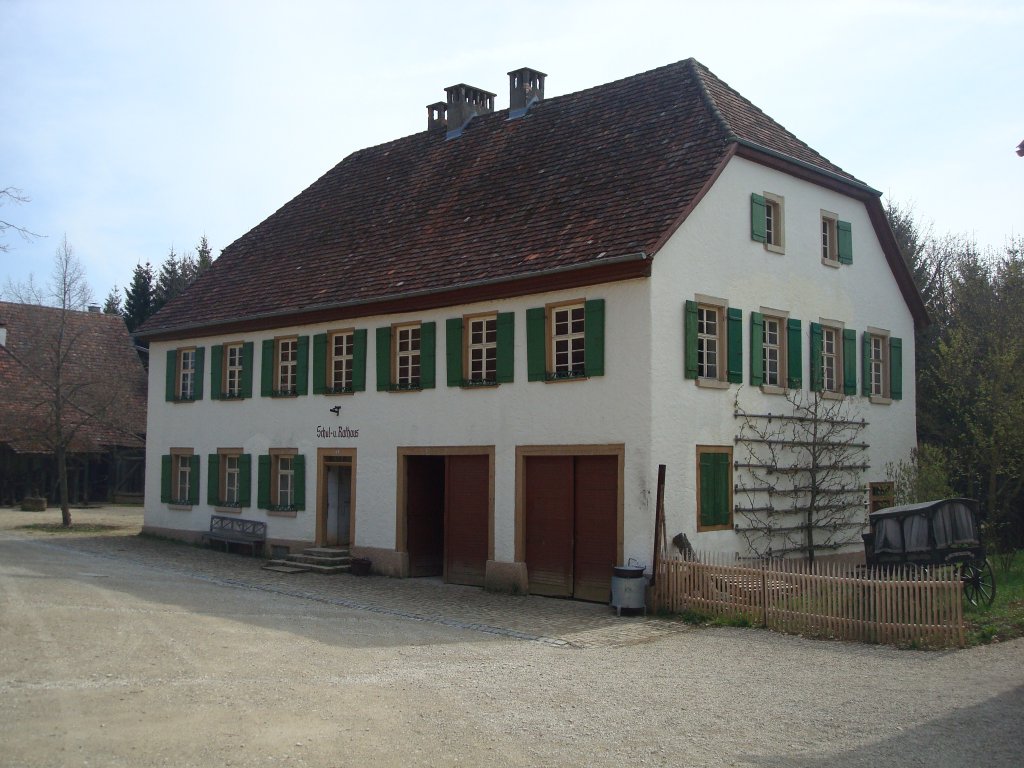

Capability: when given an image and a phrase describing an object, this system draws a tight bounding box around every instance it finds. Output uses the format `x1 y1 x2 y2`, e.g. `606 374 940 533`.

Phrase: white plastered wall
648 155 918 557
143 277 655 565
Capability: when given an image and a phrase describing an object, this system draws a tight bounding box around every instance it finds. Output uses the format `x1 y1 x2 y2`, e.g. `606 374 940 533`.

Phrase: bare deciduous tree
733 390 870 561
0 187 43 252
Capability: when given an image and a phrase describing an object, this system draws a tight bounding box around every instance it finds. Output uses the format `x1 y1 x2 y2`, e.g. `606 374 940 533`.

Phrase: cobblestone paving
0 527 691 649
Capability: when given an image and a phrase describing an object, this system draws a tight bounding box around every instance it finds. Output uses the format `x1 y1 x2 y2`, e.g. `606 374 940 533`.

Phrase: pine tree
196 235 213 273
102 285 122 315
123 262 154 333
154 247 185 312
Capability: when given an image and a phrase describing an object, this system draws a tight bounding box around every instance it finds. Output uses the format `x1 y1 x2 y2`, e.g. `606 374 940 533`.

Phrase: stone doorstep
286 553 353 567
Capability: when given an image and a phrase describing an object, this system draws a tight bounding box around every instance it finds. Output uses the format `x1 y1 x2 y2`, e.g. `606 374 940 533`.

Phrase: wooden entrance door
406 456 445 577
444 454 489 587
524 454 618 601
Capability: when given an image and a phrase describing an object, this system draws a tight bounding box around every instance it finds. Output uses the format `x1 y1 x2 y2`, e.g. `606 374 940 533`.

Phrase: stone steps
262 546 352 574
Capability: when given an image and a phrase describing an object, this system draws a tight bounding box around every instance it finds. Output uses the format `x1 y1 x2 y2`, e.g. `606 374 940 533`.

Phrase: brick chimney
508 67 545 119
426 101 447 133
443 83 495 139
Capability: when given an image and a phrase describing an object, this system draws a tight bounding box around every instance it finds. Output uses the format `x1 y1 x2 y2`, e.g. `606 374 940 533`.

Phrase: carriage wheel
961 560 996 607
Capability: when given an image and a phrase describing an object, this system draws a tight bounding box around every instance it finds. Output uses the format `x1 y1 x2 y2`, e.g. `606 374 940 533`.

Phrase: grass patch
16 523 126 534
965 551 1024 646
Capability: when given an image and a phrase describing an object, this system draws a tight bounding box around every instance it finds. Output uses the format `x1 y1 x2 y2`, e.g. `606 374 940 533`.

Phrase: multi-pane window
822 326 840 393
395 324 421 387
468 316 497 382
751 192 784 252
277 338 297 394
822 214 838 262
225 344 243 397
330 331 354 392
223 454 240 505
551 303 586 377
763 316 782 387
277 455 294 509
870 336 885 396
174 453 191 503
179 349 195 400
697 306 720 379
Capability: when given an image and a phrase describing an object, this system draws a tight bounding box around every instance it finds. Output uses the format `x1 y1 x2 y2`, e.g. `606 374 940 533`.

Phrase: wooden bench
201 515 267 557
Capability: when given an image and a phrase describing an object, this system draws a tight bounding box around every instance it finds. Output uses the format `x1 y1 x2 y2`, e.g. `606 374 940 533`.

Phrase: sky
2 0 1022 305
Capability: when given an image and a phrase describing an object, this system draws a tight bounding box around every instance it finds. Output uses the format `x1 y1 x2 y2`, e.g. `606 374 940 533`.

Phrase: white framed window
179 349 196 400
821 212 838 263
225 343 243 397
762 316 783 387
277 454 294 509
277 338 298 394
467 315 497 383
764 193 785 253
174 452 191 503
330 331 354 392
551 302 586 377
697 305 721 380
223 454 240 505
395 323 421 387
822 325 841 393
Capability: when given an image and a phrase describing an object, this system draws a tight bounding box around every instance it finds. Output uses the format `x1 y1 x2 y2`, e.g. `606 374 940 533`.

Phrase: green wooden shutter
193 347 205 401
165 350 177 401
210 345 223 400
684 300 698 379
700 452 730 528
419 322 436 389
787 319 802 389
257 454 271 509
295 335 309 395
837 220 853 264
261 340 274 397
207 454 220 506
446 317 463 387
241 342 254 398
312 333 327 394
809 322 823 392
188 455 200 505
750 193 767 243
750 312 764 386
292 454 306 511
843 329 857 395
526 307 547 382
890 337 903 400
376 327 391 391
727 307 743 384
352 329 367 392
160 454 172 502
496 312 514 384
862 332 872 397
238 454 252 507
584 298 605 377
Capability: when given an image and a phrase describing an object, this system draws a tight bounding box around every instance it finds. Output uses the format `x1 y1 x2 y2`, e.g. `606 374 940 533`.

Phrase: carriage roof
868 497 980 522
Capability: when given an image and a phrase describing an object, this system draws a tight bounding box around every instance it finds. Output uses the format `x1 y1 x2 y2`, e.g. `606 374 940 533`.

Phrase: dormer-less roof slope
0 302 147 454
140 58 924 340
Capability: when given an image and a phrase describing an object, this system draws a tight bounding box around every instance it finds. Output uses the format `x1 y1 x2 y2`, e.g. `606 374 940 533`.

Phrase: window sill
696 378 730 390
323 388 356 396
820 257 840 269
760 384 788 396
270 391 300 398
168 503 193 511
214 505 245 514
870 395 893 405
171 398 197 404
266 508 299 518
821 390 845 401
696 522 734 532
764 243 785 255
216 393 246 401
460 380 500 389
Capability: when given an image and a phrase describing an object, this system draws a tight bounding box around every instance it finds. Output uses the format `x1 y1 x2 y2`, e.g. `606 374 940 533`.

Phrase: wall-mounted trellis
733 391 869 561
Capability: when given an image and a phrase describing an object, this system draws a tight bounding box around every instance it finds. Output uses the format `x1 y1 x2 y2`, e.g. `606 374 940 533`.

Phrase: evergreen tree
154 247 186 312
102 285 122 315
196 235 213 273
123 262 154 333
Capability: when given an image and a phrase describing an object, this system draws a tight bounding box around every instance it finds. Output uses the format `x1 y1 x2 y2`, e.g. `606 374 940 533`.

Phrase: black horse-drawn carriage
863 497 996 606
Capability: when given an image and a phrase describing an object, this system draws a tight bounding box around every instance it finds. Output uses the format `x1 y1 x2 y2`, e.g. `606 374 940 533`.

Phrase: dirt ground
1 505 1022 767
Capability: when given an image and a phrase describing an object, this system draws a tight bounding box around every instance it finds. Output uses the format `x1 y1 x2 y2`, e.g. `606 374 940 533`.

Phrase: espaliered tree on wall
733 390 869 561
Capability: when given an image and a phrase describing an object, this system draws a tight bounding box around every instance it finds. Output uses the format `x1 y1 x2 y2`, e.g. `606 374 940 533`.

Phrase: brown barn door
524 456 574 597
406 456 445 577
444 454 489 587
572 455 618 602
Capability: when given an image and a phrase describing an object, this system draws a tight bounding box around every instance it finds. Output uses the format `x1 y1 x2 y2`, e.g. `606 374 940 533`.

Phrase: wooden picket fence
651 553 965 648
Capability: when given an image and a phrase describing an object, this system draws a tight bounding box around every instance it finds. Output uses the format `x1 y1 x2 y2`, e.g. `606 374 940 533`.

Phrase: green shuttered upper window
447 312 514 387
261 336 310 397
751 193 784 253
376 322 435 392
165 347 204 402
684 300 741 385
313 329 368 394
210 342 254 400
526 299 604 382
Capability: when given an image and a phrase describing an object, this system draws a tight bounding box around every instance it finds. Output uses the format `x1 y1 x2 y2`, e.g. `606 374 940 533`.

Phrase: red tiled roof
139 59 880 338
0 302 147 454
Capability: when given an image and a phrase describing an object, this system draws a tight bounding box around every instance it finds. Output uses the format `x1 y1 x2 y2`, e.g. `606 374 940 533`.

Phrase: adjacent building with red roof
138 60 923 597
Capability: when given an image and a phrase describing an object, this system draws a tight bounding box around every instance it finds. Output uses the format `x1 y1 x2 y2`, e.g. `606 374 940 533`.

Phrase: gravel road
0 508 1021 767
